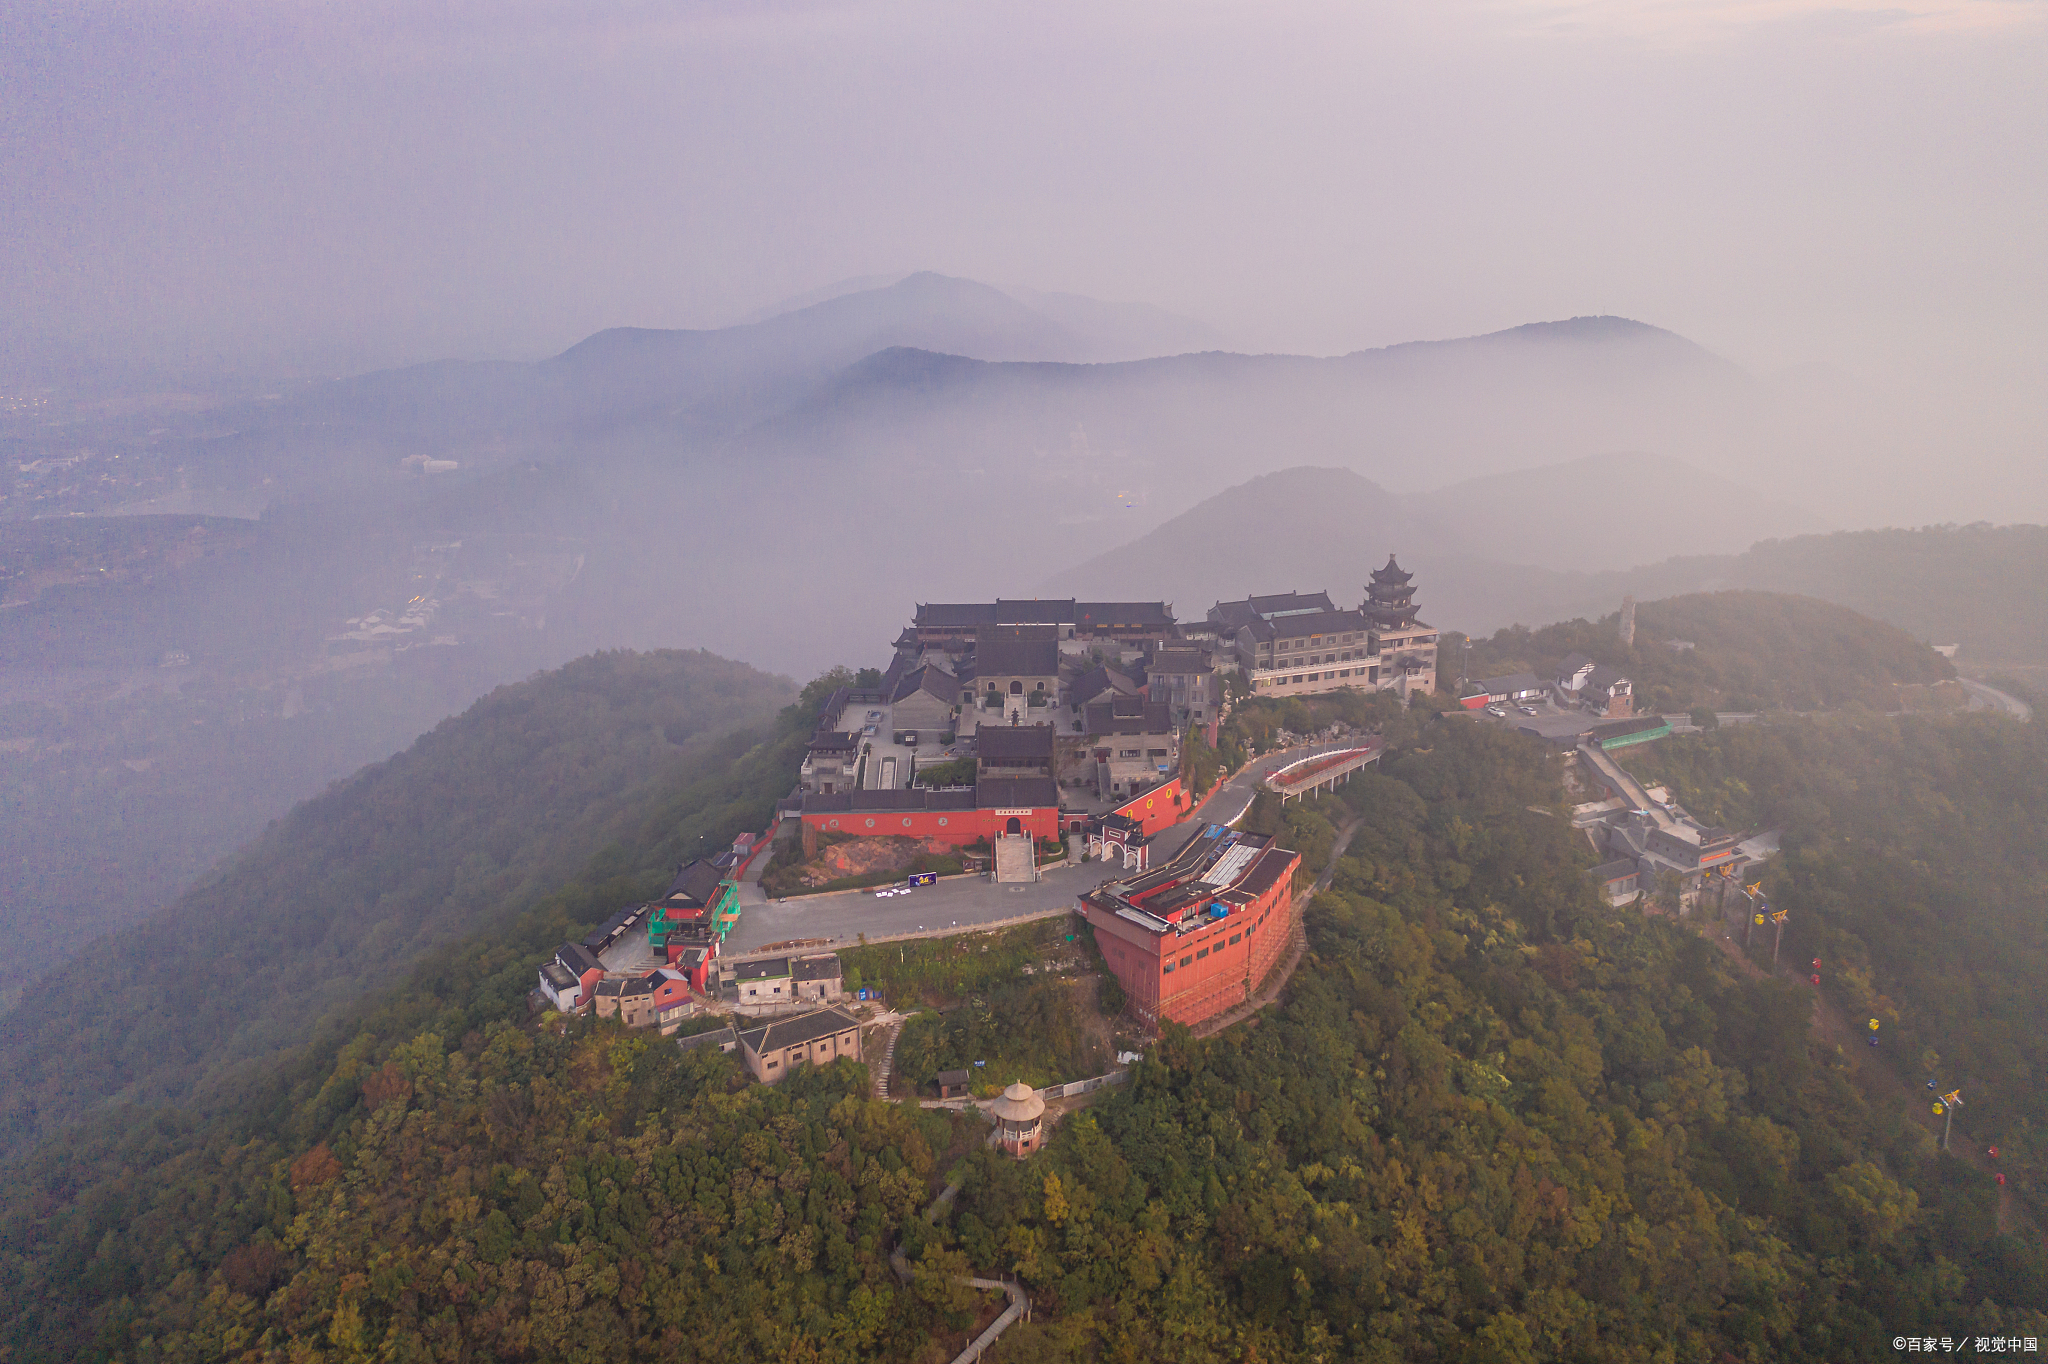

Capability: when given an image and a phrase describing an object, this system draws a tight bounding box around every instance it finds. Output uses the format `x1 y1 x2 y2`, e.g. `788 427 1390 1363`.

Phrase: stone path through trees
1701 909 2041 1245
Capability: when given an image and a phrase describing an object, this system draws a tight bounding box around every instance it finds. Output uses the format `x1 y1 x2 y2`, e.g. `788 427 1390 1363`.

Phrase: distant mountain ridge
1407 452 1829 574
1039 459 1820 623
1048 464 2048 665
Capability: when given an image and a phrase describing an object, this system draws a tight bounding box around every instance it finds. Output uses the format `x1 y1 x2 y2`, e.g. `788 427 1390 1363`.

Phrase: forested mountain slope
1458 590 1954 712
1522 523 2048 669
1623 709 2048 1215
1704 523 2048 666
5 709 2041 1362
0 649 795 1161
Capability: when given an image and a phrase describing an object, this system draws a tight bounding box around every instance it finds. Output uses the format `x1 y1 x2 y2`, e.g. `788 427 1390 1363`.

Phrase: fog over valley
4 4 2047 1359
4 271 2042 997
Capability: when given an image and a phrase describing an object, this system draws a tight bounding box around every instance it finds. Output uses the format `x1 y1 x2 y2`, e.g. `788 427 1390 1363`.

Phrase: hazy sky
5 0 2045 379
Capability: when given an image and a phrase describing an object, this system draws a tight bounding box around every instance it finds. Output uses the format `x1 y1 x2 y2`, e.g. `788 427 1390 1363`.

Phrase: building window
1180 955 1192 967
1197 946 1209 959
1230 933 1241 945
1163 960 1175 973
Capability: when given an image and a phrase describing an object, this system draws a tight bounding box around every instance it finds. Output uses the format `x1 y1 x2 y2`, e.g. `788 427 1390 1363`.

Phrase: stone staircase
992 833 1038 884
873 1017 906 1099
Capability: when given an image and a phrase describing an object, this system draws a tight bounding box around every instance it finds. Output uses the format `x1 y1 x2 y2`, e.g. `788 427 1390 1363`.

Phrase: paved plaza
722 737 1372 958
726 859 1112 954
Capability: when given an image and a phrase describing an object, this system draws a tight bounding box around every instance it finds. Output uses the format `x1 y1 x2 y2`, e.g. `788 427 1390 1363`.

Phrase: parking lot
1476 695 1604 743
725 857 1111 955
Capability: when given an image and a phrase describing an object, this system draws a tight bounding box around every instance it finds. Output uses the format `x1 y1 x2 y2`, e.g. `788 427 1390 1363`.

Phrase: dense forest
7 688 2042 1360
1620 709 2048 1220
1456 590 1953 713
0 648 794 1160
945 723 2045 1360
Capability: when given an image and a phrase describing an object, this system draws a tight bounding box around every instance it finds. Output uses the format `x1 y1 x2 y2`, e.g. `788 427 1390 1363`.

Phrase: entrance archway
1009 680 1023 695
1006 816 1022 835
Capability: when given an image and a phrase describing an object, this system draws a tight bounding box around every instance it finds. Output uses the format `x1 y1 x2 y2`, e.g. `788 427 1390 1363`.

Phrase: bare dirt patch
797 835 954 887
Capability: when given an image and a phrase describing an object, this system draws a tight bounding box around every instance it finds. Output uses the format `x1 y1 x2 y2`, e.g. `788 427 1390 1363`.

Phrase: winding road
1959 678 2033 722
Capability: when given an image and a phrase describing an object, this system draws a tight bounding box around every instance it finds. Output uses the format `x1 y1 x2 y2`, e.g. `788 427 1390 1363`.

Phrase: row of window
1272 631 1367 649
1161 910 1271 972
763 1036 854 1069
1256 668 1370 688
1274 649 1363 667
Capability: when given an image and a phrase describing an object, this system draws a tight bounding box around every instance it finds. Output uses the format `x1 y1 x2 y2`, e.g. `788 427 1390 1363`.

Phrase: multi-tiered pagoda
1364 554 1420 630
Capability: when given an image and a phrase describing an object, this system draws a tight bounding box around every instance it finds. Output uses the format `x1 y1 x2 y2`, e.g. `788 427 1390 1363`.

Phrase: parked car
1485 704 1508 718
1519 704 1539 715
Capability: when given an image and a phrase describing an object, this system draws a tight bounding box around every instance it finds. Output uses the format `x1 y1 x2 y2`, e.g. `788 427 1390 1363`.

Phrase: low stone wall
1039 1069 1130 1101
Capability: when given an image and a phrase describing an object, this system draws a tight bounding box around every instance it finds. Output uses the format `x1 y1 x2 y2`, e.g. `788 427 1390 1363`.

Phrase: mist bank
5 276 2041 1001
1050 466 2048 669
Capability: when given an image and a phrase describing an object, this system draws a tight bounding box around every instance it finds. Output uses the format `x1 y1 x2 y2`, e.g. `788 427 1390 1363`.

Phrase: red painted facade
800 803 1060 845
666 941 717 991
646 970 694 1012
1081 831 1301 1031
1109 777 1186 838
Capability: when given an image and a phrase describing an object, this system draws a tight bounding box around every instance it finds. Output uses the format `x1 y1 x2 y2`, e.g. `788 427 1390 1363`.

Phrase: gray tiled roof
1072 601 1174 630
974 776 1060 808
975 724 1055 760
1069 665 1138 708
1211 591 1337 624
973 636 1059 677
1085 696 1173 736
741 1006 862 1053
916 603 998 628
664 858 726 906
890 663 957 705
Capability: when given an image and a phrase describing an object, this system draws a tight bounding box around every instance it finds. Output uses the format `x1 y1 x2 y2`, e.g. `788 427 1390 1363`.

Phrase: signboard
909 872 937 887
992 807 1034 816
